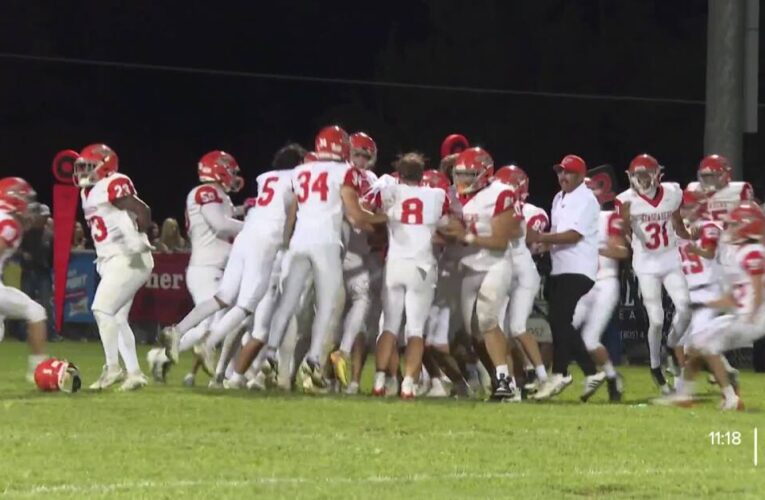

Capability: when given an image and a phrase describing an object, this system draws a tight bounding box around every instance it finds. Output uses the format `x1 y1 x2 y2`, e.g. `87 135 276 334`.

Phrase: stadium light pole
704 0 759 180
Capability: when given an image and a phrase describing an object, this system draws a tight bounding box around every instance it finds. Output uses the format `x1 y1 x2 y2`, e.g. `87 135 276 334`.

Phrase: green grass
0 340 763 499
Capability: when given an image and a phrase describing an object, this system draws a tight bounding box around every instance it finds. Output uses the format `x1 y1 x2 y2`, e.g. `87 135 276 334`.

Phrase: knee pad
476 289 502 333
405 328 424 342
643 301 664 329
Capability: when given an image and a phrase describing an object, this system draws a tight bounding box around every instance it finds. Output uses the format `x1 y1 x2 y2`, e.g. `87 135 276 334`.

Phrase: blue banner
63 251 97 323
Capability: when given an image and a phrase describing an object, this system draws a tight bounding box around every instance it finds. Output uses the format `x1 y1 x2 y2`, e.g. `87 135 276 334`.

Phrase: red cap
553 154 587 175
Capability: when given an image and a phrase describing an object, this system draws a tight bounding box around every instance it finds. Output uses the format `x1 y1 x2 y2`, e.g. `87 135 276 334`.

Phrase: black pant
548 273 597 376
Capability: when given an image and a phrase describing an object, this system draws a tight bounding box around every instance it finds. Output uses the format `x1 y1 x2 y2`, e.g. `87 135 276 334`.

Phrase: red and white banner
129 253 194 326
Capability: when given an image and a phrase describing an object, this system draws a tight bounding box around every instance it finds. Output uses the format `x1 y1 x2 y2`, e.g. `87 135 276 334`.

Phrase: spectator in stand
19 203 60 341
148 221 161 249
71 221 89 250
157 217 188 253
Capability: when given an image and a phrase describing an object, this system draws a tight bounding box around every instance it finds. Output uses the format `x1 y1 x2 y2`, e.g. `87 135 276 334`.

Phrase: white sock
374 371 386 390
535 364 548 382
722 384 736 401
674 376 684 394
117 323 140 374
94 311 120 369
720 355 734 373
602 361 617 379
402 375 415 393
177 299 222 335
431 377 445 392
679 379 695 397
495 364 509 379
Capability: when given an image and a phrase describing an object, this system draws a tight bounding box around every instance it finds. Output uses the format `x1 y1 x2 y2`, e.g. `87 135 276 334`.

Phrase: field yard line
1 467 746 497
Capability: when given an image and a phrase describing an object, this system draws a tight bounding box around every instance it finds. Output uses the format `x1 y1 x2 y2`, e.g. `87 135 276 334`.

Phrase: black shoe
491 374 515 401
650 367 667 387
607 374 624 402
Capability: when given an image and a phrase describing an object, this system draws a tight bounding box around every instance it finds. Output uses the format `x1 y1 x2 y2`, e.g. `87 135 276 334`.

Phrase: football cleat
89 365 126 391
118 372 148 392
719 395 745 411
491 374 516 402
193 343 216 376
160 326 181 364
146 348 170 383
607 374 624 403
580 372 607 402
329 350 350 388
532 373 573 400
182 373 195 387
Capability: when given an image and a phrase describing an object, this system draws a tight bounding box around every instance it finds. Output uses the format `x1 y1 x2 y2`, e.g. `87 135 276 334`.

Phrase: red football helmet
304 151 319 163
727 201 765 243
494 165 529 201
73 144 119 188
0 177 36 214
34 358 82 393
452 147 494 195
440 133 469 159
698 154 732 193
421 169 450 192
315 125 350 161
627 153 662 195
350 132 377 169
198 150 243 193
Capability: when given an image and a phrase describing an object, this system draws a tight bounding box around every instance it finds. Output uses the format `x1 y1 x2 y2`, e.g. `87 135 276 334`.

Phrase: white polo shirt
549 181 600 280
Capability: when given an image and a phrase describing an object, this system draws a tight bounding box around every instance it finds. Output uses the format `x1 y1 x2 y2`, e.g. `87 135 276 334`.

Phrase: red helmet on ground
198 150 243 193
440 134 469 159
627 153 662 195
315 125 350 161
494 165 529 200
304 151 319 163
452 147 493 195
73 144 119 188
421 169 450 192
728 201 765 243
34 358 82 393
0 177 36 214
697 154 732 193
349 132 377 169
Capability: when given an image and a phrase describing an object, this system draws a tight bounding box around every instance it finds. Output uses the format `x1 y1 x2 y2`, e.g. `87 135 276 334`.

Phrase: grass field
0 340 763 498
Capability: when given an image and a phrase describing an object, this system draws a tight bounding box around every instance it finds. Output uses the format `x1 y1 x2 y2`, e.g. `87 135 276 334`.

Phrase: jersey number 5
296 171 329 203
88 216 108 243
257 176 279 206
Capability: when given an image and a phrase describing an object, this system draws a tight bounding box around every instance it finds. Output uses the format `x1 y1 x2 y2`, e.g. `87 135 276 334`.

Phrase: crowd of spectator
71 217 188 253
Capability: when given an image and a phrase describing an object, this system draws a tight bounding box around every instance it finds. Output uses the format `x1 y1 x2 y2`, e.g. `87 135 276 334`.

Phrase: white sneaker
426 380 449 398
580 372 607 402
345 381 360 395
384 376 400 398
193 343 216 376
246 374 265 391
118 372 148 392
89 365 125 390
208 375 224 389
160 326 181 364
659 384 674 396
182 373 195 387
533 373 573 400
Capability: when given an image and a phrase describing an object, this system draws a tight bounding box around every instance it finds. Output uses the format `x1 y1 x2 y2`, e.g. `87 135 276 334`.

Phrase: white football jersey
185 183 236 268
508 203 548 258
377 183 448 265
686 181 754 222
245 169 295 241
290 161 363 249
725 243 765 316
616 182 683 274
460 181 520 272
0 210 22 270
343 170 378 270
678 220 722 290
81 173 151 259
595 210 622 280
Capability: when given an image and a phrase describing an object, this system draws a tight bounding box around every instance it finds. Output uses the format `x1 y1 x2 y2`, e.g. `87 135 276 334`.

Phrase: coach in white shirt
527 154 601 400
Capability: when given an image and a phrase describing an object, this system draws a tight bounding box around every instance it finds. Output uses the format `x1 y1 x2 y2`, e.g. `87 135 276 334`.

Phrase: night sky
1 0 763 223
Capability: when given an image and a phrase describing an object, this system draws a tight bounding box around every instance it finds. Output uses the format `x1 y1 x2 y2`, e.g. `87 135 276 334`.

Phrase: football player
615 154 692 395
74 144 154 391
569 177 630 402
230 126 387 391
441 147 523 401
687 154 754 222
663 201 765 410
0 177 49 381
370 153 451 398
147 150 244 382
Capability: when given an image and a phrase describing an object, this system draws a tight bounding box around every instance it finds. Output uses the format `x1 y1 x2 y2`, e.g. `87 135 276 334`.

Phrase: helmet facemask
73 158 99 188
628 167 661 196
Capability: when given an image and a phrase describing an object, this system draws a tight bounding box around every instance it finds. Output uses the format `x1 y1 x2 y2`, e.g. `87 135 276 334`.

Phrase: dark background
1 0 763 221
